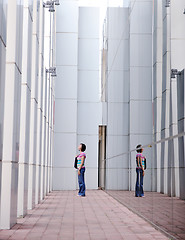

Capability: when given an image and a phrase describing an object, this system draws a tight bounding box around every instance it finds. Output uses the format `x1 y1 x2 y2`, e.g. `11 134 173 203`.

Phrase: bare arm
136 156 139 168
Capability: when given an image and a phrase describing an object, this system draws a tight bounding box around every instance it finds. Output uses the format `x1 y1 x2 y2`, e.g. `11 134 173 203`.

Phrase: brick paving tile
0 190 169 240
107 190 185 239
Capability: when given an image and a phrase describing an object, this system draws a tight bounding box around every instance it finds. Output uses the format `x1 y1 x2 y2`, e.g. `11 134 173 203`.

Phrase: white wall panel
56 0 78 33
171 40 185 70
161 90 170 131
130 34 152 67
78 39 99 70
130 1 152 34
108 39 124 71
162 53 170 92
78 71 99 102
76 7 100 190
106 169 118 190
0 0 54 229
171 1 185 40
130 101 152 134
107 103 129 135
56 33 78 66
54 133 76 167
107 135 129 159
52 167 76 190
105 7 129 190
130 67 152 100
55 66 77 99
153 63 162 99
0 0 7 45
108 71 128 103
0 0 22 227
85 168 98 189
79 7 99 39
77 103 100 135
53 1 78 190
108 8 126 40
117 169 129 190
54 99 77 133
153 97 162 133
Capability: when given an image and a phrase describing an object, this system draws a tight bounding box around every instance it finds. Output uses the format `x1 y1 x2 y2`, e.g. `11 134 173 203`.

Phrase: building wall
0 0 7 218
17 0 33 218
169 0 185 198
104 0 185 196
153 0 163 193
53 0 185 196
77 7 100 190
0 0 23 228
151 0 185 199
53 0 79 190
0 0 55 229
103 2 153 191
105 7 130 190
129 0 153 191
53 4 100 190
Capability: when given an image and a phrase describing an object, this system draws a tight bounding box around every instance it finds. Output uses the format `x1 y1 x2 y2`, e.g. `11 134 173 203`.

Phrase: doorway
98 126 107 190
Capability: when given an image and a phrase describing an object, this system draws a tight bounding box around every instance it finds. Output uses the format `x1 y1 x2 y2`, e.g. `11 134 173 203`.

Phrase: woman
77 143 86 197
135 144 145 197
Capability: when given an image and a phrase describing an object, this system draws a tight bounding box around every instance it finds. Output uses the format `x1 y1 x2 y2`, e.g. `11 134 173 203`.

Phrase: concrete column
169 75 179 197
40 71 47 200
160 2 171 195
53 0 79 190
0 0 23 229
168 0 185 197
129 0 153 191
106 7 129 190
35 0 45 205
27 0 40 210
153 0 163 193
0 0 7 219
17 0 33 217
177 70 185 200
77 7 100 190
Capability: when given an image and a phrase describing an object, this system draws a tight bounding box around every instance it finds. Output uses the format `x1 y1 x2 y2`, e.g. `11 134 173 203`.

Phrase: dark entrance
98 126 106 190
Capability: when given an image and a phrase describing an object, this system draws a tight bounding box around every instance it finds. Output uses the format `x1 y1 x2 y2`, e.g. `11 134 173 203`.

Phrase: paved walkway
107 190 185 239
0 191 169 240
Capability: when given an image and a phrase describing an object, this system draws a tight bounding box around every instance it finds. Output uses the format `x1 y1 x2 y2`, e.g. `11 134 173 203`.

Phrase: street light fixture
43 0 60 12
53 0 60 5
165 0 170 7
171 69 181 78
46 67 57 77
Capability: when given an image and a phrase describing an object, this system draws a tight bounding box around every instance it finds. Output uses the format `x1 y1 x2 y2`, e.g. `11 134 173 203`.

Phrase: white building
53 0 185 199
0 0 56 229
0 0 184 230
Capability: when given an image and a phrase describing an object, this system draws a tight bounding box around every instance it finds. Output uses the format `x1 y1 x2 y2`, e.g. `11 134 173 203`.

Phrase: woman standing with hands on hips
77 143 86 197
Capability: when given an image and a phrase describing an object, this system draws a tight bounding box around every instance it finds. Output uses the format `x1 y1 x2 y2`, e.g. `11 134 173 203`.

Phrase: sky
78 0 124 7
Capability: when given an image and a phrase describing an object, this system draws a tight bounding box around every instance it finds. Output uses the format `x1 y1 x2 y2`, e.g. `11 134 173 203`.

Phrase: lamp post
171 69 181 78
46 67 57 77
43 0 60 12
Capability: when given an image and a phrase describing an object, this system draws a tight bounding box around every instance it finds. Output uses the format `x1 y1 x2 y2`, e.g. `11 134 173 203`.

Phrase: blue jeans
135 168 144 197
78 167 86 196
